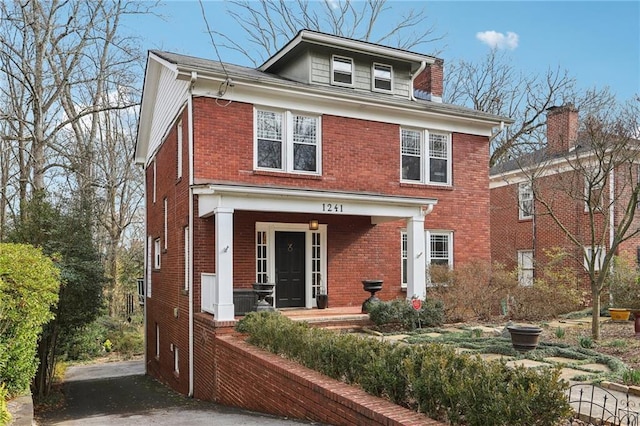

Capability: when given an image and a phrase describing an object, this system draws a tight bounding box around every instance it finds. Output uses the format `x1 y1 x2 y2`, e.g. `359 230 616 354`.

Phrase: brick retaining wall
214 335 445 426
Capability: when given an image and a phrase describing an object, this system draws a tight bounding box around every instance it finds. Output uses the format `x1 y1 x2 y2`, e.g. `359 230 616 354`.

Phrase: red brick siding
491 168 616 292
145 107 191 394
214 335 444 426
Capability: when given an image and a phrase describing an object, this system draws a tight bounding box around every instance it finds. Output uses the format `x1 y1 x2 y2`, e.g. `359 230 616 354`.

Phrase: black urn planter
507 325 543 353
362 279 383 313
252 282 275 312
316 294 328 309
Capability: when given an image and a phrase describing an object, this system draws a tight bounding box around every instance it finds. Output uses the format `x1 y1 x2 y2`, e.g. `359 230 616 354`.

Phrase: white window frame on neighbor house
584 245 605 272
518 182 534 220
372 63 393 92
517 250 534 287
254 108 321 175
184 226 189 292
400 128 451 186
331 55 354 86
584 169 605 212
154 238 161 269
401 230 453 288
177 119 183 179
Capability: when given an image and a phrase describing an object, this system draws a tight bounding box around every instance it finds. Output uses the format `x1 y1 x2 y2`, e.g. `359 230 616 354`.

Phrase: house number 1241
322 203 343 213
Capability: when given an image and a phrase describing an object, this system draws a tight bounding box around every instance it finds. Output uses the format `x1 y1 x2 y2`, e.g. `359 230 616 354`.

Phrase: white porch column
214 207 235 321
406 215 426 300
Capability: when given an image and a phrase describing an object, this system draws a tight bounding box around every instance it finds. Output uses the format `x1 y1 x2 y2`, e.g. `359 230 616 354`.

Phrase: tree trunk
591 285 601 341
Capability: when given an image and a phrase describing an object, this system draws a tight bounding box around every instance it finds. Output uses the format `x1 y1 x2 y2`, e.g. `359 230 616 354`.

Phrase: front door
275 231 305 308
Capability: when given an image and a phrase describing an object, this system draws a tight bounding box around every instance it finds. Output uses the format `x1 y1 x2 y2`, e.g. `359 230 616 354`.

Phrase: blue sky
126 1 639 102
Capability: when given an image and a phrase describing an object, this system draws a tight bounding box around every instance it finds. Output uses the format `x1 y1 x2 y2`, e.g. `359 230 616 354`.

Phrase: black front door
275 232 305 308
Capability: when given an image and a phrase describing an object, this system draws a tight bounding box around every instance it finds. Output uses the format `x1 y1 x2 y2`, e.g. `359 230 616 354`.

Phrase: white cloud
476 30 519 50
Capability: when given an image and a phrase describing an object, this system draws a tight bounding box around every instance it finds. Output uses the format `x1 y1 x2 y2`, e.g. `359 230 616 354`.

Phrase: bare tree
444 50 577 167
206 0 444 66
524 96 640 340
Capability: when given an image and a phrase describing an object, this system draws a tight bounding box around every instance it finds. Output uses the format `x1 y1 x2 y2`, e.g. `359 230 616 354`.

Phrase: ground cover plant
237 311 571 426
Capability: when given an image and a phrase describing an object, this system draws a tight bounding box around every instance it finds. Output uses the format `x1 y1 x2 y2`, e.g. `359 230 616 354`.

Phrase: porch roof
193 183 437 223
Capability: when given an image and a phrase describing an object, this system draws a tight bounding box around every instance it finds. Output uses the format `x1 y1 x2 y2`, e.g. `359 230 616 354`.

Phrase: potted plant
316 276 328 309
507 324 543 353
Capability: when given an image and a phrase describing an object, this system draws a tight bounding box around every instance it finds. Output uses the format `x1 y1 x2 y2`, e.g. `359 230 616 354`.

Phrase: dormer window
372 63 392 92
332 55 353 86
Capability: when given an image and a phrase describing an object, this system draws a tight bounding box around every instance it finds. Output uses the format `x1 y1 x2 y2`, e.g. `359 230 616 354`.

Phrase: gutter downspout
410 61 427 101
188 71 197 398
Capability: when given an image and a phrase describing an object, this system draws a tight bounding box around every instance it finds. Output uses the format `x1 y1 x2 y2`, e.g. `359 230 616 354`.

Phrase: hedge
236 312 571 426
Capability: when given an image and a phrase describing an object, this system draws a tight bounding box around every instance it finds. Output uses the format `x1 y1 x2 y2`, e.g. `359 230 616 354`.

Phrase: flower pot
316 294 328 309
507 325 543 353
609 308 631 321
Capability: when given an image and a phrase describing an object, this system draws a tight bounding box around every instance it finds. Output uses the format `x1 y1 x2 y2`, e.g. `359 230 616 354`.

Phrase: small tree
527 96 640 339
0 243 60 396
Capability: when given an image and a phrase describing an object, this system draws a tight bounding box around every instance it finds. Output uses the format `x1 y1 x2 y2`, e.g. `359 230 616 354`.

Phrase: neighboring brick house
135 30 510 397
490 104 640 290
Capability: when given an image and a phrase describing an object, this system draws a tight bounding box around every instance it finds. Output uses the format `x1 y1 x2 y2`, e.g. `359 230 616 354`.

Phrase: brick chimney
546 104 579 155
414 59 443 102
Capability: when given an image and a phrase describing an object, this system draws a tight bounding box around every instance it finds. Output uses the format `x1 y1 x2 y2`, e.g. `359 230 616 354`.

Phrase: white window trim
147 236 153 298
254 108 322 175
331 55 354 87
177 119 183 179
154 238 161 269
517 250 534 287
372 62 393 93
401 230 453 288
184 226 189 291
400 128 452 186
163 198 168 250
173 345 179 374
152 159 157 204
518 182 533 220
155 323 160 359
584 245 605 272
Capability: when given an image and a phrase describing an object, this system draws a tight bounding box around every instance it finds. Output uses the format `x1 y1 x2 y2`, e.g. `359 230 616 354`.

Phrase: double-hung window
518 182 533 219
372 63 392 92
584 168 605 212
332 55 353 86
255 109 320 174
401 230 453 287
517 250 534 287
154 238 161 269
584 245 605 272
401 129 451 185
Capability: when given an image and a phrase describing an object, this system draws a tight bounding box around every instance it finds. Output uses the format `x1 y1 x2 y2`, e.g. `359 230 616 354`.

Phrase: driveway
36 360 320 425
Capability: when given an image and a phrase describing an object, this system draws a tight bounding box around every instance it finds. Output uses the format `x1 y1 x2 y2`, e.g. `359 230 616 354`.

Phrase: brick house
135 30 510 397
490 104 640 290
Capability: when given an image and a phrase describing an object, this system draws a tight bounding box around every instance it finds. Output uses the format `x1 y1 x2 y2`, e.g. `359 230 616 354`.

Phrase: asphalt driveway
36 360 320 425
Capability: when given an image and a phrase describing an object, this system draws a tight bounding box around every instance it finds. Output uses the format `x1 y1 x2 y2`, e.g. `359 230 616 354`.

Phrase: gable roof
259 29 436 74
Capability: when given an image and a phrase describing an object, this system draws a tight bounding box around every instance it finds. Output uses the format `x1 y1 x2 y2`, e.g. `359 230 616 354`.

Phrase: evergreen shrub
236 312 571 425
367 298 444 330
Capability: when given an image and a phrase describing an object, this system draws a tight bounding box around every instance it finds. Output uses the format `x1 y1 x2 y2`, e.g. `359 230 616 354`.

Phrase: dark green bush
367 298 444 330
236 312 571 426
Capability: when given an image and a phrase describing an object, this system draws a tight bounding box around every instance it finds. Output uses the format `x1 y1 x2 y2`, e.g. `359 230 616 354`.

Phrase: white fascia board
194 184 437 219
188 75 503 137
259 30 435 72
489 155 598 189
